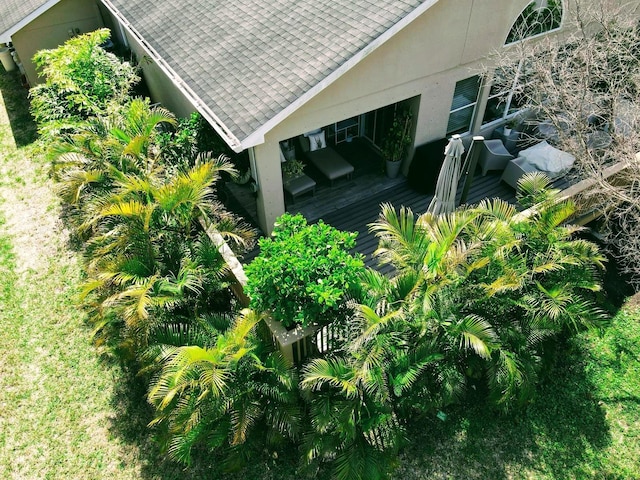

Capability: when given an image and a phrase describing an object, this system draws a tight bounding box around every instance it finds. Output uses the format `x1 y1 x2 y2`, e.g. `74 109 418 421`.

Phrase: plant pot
0 47 16 72
503 127 512 136
385 160 402 179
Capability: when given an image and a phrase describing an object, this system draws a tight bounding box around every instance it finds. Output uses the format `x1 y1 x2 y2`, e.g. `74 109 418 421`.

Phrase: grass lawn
1 69 639 479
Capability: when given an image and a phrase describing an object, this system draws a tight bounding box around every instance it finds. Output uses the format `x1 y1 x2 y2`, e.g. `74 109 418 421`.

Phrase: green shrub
245 213 365 328
30 29 139 136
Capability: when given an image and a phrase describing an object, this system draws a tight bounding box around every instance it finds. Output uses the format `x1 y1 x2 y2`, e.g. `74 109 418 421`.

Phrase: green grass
1 69 639 479
392 309 640 479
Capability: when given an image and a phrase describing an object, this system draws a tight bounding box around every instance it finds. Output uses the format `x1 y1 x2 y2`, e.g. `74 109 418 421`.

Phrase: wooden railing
514 161 629 225
200 218 325 365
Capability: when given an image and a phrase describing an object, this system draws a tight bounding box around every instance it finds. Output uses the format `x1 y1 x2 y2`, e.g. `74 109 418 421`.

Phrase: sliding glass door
361 102 404 149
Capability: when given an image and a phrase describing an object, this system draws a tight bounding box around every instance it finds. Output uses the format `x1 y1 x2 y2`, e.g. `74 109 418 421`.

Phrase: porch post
251 143 286 235
402 95 422 176
470 74 492 135
459 136 484 205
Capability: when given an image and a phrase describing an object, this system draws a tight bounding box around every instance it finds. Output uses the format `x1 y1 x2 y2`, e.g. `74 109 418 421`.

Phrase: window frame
505 0 563 46
481 60 526 126
446 75 482 135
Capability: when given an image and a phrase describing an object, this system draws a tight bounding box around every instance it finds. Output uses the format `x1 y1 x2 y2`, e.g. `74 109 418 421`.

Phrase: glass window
482 61 532 125
506 0 562 45
447 75 481 135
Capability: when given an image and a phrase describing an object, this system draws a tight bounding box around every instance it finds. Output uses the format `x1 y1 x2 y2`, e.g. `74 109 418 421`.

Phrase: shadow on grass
0 70 37 147
103 359 222 480
395 339 611 480
103 357 306 480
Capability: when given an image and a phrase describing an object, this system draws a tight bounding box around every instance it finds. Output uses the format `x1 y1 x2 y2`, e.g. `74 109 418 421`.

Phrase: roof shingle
0 0 52 38
106 0 427 144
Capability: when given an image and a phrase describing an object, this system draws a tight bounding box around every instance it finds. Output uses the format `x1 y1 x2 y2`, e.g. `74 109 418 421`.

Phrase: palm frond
450 314 498 359
301 357 359 399
370 203 428 270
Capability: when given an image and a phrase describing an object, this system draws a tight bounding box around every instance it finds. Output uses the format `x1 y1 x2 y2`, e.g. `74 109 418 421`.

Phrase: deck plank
232 143 577 271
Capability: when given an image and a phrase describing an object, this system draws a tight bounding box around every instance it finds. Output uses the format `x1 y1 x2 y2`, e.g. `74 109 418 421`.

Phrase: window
482 67 521 124
447 75 481 135
334 116 359 143
506 0 562 44
482 60 532 125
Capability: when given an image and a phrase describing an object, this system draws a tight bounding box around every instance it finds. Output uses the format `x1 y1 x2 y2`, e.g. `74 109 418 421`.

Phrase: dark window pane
450 76 481 110
447 76 480 134
447 105 475 134
483 96 508 124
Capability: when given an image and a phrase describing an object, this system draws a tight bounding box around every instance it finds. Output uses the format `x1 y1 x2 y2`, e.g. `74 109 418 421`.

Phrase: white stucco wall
254 0 534 232
268 0 532 145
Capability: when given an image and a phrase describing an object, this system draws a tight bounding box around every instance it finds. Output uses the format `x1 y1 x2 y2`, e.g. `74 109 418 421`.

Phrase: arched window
506 0 562 44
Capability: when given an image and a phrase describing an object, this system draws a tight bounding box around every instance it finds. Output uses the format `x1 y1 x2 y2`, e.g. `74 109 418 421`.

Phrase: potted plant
282 158 305 181
503 117 518 136
381 108 413 178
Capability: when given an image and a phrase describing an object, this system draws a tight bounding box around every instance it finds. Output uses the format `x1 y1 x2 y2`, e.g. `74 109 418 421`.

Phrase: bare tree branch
488 0 640 284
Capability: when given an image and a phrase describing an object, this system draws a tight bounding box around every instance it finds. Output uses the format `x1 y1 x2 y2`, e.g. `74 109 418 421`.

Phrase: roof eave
0 0 63 43
239 0 440 149
99 0 245 153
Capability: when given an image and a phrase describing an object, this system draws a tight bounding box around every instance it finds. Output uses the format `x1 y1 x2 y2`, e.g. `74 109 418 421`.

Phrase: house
0 0 106 84
1 0 564 234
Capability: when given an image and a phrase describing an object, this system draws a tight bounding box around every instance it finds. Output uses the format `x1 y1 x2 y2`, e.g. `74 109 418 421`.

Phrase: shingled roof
0 0 58 42
101 0 436 151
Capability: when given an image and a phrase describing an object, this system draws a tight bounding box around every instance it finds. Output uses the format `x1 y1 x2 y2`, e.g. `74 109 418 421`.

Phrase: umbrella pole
459 136 484 206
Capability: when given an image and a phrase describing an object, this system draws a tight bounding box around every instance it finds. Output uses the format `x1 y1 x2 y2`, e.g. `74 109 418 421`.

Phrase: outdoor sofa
501 140 575 189
299 130 354 186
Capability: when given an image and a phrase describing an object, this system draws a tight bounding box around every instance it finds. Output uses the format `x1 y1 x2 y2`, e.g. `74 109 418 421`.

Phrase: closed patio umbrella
427 134 464 215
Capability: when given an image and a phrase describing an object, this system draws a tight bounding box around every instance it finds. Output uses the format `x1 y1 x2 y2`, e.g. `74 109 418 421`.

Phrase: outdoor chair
478 139 514 176
283 174 316 203
500 141 575 189
500 157 540 189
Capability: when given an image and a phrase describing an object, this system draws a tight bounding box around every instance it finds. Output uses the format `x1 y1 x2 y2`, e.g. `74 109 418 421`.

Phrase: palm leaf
453 314 498 359
301 358 359 399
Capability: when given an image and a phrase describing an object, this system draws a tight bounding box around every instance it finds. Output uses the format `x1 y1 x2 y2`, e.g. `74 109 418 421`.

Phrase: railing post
459 136 484 206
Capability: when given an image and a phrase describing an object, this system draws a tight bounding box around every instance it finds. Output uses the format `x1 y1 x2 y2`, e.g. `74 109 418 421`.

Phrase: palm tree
145 310 301 467
81 158 254 350
364 173 606 409
299 295 446 479
301 354 405 480
48 99 177 240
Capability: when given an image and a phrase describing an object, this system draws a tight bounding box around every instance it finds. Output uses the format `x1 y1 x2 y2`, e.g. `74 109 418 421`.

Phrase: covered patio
227 140 573 272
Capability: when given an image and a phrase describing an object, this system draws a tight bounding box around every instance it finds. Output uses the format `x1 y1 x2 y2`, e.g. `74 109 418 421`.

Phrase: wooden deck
225 140 572 272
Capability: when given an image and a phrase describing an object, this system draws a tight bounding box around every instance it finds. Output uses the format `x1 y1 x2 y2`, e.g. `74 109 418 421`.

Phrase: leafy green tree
245 213 365 328
30 29 139 138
